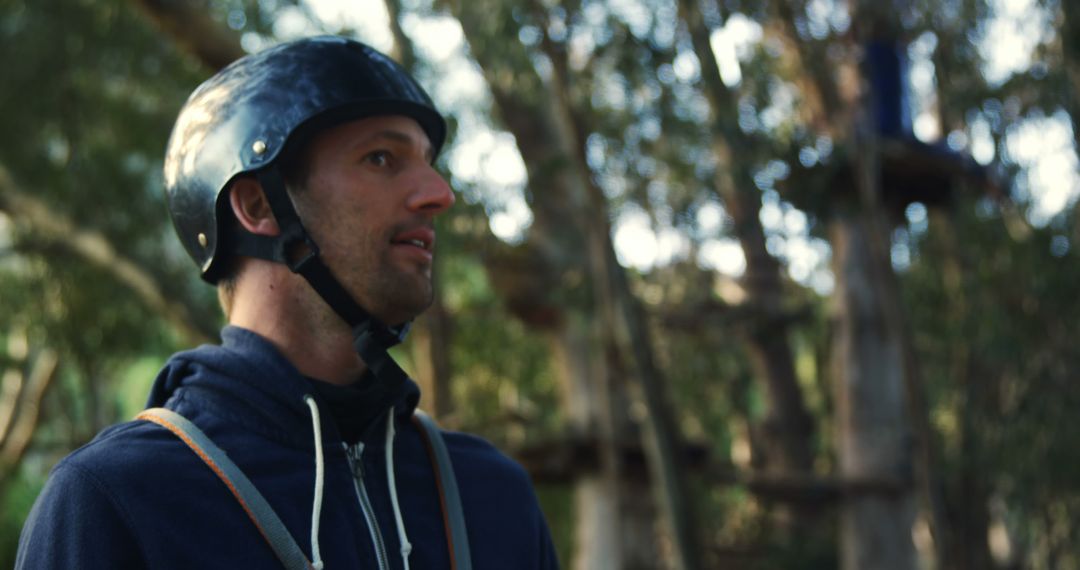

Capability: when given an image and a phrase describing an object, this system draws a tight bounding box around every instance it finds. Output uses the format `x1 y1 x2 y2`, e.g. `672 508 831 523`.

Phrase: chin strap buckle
353 320 410 350
279 228 321 274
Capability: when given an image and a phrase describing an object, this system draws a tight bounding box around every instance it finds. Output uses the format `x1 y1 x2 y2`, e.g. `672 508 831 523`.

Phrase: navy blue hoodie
16 327 558 569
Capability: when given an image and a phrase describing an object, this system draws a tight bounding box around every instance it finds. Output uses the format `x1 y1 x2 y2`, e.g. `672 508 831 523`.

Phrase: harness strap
138 407 472 570
411 410 473 570
136 408 313 570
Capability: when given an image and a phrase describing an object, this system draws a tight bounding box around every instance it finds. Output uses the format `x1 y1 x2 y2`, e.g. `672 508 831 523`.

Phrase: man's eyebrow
362 129 435 162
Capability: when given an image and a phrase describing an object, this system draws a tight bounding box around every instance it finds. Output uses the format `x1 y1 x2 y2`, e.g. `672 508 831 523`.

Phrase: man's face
291 115 454 326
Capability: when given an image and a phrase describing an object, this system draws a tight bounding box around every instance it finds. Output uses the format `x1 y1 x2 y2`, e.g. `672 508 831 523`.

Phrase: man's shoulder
60 418 188 474
28 421 167 521
49 414 224 503
436 428 540 505
424 427 559 568
440 429 527 474
19 411 295 570
16 419 189 569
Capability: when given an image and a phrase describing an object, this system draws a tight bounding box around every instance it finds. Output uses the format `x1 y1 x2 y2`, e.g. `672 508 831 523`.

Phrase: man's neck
228 264 367 386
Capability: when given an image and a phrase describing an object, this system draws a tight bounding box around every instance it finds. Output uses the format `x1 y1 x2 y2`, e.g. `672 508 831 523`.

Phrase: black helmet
163 36 446 386
164 35 446 283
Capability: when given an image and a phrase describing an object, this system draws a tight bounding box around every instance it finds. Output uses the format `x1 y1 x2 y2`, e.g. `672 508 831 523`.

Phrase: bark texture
830 215 918 570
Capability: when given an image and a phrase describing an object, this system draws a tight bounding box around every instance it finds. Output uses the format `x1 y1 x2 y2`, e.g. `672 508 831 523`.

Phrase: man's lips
390 227 435 252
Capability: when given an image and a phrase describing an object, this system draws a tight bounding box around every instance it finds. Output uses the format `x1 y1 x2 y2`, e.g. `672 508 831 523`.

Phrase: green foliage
449 270 562 442
535 483 573 568
0 0 217 354
0 0 214 562
902 200 1080 563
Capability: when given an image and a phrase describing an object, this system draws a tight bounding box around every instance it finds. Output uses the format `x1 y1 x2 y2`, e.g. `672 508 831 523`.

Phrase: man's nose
407 166 455 214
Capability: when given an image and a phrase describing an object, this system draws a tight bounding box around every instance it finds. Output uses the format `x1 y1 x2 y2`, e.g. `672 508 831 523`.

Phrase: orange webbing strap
411 410 472 570
137 408 314 570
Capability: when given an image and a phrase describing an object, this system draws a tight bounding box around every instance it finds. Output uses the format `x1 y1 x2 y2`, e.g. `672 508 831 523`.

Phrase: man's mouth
390 227 435 252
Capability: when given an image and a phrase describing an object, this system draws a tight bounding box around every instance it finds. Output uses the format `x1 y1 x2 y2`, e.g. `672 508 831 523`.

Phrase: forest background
1 0 1078 568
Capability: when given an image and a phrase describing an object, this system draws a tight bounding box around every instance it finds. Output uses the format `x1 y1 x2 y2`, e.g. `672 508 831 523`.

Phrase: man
17 36 558 569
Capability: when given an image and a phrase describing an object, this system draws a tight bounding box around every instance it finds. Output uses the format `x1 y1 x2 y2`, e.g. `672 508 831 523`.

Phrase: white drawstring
304 395 326 570
385 409 413 570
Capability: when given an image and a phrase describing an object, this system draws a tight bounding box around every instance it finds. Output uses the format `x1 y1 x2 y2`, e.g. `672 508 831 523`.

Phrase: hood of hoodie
146 326 420 450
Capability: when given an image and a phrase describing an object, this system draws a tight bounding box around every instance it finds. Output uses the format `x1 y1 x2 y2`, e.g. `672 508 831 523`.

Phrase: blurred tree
439 1 699 566
679 0 816 486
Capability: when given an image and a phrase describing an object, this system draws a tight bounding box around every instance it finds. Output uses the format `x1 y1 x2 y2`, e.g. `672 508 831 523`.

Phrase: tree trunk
550 328 629 569
827 5 923 568
678 0 816 481
832 36 917 562
829 80 919 570
830 214 918 570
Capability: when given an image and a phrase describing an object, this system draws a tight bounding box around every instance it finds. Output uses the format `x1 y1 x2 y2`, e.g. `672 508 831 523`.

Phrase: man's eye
365 151 391 167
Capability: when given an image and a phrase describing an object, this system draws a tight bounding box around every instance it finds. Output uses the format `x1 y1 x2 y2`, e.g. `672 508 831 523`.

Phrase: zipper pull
345 442 366 479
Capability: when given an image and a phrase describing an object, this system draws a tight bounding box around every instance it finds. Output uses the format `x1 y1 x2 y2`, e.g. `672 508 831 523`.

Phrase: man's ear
228 177 280 236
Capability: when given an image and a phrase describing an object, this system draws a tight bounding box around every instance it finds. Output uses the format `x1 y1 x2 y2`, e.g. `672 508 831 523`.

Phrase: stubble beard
362 259 434 326
305 255 432 334
344 223 435 326
306 212 436 328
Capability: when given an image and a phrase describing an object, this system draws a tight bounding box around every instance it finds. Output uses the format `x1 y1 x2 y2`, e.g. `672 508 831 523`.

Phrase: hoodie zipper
345 442 391 570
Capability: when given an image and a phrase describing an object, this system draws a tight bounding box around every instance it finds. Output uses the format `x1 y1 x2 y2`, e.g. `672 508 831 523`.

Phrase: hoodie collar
146 326 420 449
307 371 418 445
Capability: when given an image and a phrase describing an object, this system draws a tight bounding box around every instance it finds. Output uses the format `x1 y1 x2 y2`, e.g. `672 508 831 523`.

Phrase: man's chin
373 289 434 327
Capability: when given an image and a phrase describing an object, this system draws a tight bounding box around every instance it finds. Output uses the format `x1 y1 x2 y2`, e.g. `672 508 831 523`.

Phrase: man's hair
216 146 311 317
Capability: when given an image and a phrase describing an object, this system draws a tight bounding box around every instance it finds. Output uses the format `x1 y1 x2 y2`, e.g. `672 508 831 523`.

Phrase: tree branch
0 349 58 470
0 163 215 346
383 0 418 69
0 369 23 447
130 0 244 71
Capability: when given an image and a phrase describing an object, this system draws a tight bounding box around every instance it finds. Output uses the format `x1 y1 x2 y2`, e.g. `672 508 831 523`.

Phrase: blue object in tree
865 41 912 138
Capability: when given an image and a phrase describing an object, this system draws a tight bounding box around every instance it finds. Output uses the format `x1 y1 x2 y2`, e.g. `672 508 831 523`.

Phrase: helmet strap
227 166 411 388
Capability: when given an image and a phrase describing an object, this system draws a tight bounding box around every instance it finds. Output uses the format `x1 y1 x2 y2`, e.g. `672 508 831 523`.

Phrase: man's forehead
320 115 433 153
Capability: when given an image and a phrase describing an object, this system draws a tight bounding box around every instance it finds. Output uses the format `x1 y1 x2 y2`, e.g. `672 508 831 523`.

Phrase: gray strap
412 410 473 570
138 408 312 570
